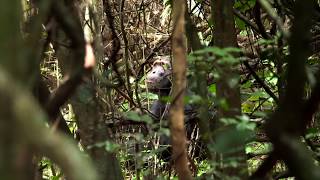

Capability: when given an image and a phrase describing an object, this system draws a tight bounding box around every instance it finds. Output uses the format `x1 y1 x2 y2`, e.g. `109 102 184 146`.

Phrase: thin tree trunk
170 0 193 179
212 0 248 178
50 1 123 179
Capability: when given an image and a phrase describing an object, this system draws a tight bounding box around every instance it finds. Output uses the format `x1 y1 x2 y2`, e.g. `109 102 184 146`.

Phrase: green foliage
212 115 256 153
211 127 253 154
140 92 158 100
40 158 63 180
189 46 242 65
185 94 203 104
246 142 272 155
88 140 121 152
208 84 216 95
124 111 153 124
233 0 256 30
188 47 242 91
247 142 273 173
210 115 256 154
305 127 320 139
234 0 256 12
235 17 246 30
33 0 320 178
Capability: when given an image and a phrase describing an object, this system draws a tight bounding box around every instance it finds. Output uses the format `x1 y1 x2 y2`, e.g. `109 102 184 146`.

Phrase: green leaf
220 117 238 125
208 84 216 94
234 0 256 12
185 94 203 104
210 47 227 57
159 127 170 137
236 17 246 30
124 111 141 121
306 128 320 139
223 47 242 53
248 90 269 101
160 95 171 103
88 141 120 152
211 127 253 154
218 98 229 111
124 111 153 124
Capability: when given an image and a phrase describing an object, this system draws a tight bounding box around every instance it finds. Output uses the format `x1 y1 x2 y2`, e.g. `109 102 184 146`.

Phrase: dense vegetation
1 0 320 179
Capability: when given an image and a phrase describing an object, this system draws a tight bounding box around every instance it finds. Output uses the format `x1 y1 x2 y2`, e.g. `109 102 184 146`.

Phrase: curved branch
45 1 87 120
0 68 98 180
243 60 279 104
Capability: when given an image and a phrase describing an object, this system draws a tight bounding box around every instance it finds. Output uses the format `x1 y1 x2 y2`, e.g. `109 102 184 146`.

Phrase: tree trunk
50 1 123 180
212 0 248 178
170 0 193 179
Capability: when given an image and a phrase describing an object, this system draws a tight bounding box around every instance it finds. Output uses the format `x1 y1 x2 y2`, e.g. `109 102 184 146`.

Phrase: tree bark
259 0 320 179
212 0 248 178
49 1 123 179
170 0 193 179
0 1 98 179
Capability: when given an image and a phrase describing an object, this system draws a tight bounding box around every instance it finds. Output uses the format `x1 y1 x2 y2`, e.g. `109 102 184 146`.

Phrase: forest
1 0 320 179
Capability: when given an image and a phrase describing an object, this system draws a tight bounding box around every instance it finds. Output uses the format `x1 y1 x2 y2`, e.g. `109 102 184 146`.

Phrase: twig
243 60 279 104
233 8 271 39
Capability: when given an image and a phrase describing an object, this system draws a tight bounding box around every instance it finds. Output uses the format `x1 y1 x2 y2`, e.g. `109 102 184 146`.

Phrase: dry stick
170 0 193 179
119 0 138 108
102 0 122 82
103 0 137 109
